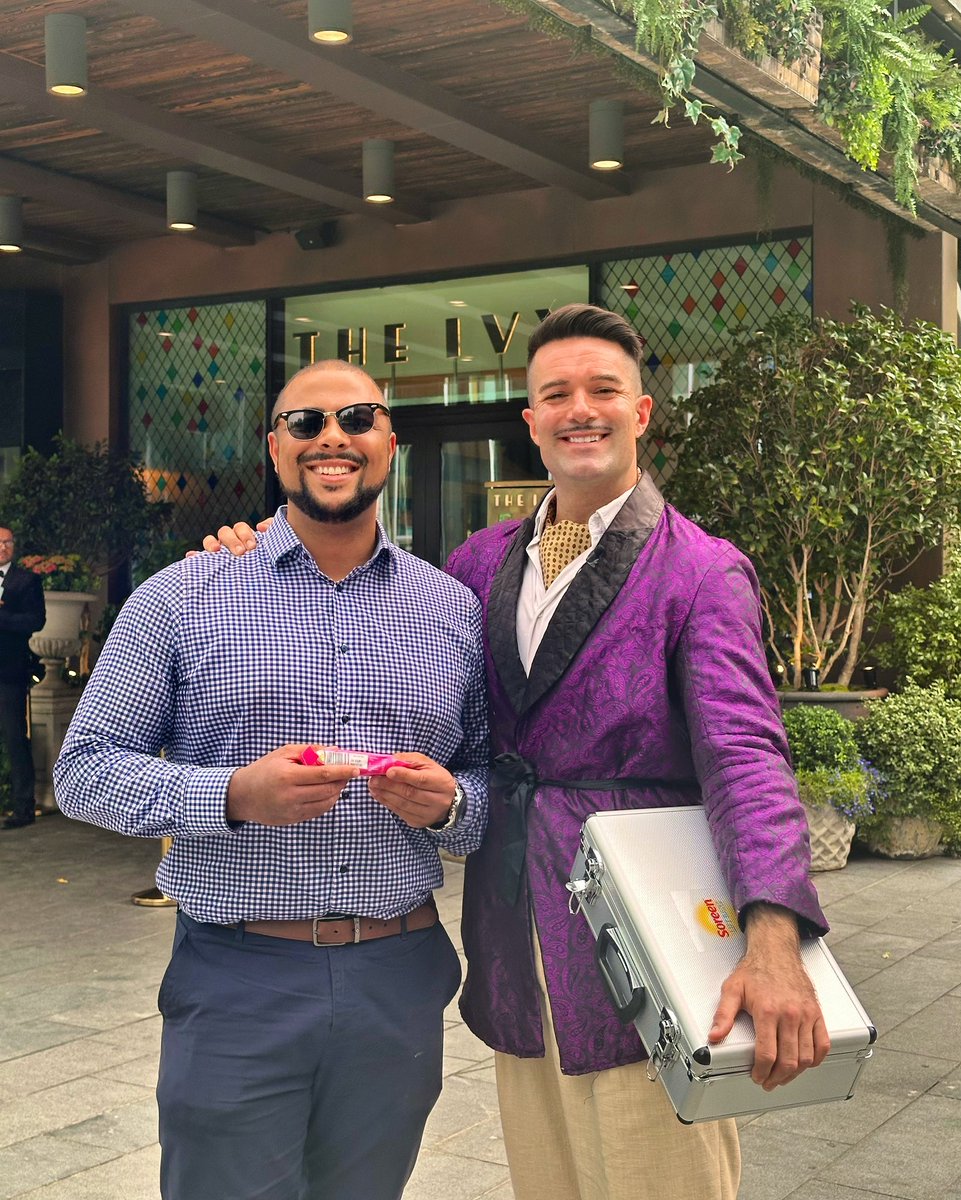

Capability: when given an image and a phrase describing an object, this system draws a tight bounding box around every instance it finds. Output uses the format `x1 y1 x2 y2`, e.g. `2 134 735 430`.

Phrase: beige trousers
494 933 740 1200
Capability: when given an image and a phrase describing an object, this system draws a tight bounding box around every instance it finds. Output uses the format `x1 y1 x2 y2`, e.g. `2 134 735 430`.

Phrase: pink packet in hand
300 746 415 776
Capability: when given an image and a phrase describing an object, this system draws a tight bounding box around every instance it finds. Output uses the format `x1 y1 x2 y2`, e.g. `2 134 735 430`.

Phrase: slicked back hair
526 304 645 374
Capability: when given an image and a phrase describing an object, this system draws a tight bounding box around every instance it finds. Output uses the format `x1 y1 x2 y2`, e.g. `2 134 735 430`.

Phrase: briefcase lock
646 1009 680 1082
566 846 605 914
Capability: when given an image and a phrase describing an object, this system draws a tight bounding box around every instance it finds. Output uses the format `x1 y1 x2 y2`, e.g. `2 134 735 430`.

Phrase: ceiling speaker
294 221 339 251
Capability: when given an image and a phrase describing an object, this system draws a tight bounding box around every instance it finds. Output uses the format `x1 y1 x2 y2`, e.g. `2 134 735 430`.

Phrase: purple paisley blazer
446 473 828 1076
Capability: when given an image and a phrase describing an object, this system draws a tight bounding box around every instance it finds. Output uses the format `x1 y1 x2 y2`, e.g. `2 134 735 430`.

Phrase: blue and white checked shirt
54 510 489 923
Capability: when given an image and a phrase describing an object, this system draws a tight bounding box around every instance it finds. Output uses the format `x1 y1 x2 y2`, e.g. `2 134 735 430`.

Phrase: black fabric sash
492 752 688 906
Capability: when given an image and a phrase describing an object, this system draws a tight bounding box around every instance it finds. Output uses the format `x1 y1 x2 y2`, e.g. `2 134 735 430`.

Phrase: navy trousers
157 911 462 1200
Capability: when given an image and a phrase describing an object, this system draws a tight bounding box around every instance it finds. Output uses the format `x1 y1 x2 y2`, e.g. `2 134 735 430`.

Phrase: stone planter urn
862 816 943 860
802 803 856 872
30 589 98 667
28 590 97 811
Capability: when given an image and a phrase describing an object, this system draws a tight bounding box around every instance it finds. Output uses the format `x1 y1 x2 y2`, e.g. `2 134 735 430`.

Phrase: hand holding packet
300 746 416 776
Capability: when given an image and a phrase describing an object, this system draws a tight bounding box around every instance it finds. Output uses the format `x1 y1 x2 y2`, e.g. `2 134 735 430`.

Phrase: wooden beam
16 230 100 264
0 51 427 224
0 153 255 247
121 0 629 201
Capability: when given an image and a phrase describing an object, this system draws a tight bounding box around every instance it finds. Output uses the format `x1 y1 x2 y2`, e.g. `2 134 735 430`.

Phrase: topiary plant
783 704 860 772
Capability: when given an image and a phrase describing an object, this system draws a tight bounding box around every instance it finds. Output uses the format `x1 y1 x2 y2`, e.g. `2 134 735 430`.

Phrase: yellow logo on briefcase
696 897 740 939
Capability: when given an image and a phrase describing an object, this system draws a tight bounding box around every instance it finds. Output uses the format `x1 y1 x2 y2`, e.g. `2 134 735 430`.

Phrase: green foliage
627 0 746 166
615 0 961 216
667 306 961 687
855 682 961 849
0 436 171 578
796 767 874 822
783 704 860 771
816 0 961 212
874 567 961 699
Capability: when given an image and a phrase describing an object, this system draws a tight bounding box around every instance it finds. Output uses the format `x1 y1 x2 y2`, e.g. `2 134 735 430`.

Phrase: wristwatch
431 781 466 832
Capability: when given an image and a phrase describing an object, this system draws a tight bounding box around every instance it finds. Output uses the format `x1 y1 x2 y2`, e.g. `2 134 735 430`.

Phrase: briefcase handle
595 923 645 1023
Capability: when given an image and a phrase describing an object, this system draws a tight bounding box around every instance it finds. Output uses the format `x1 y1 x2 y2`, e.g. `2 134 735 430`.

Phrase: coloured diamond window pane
597 237 812 489
128 300 268 548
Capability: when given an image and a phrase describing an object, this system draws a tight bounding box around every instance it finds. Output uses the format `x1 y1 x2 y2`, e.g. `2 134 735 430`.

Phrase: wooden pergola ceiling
0 0 716 261
2 0 955 265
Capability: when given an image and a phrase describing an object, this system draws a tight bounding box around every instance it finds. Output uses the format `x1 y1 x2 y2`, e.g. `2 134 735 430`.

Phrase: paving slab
819 1093 961 1199
4 813 961 1200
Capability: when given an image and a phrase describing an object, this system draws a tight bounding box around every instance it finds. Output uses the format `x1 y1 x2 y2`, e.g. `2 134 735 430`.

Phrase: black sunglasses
273 403 392 439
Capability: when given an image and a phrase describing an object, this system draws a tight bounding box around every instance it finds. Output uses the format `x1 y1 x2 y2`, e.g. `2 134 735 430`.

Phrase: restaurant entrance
382 399 547 566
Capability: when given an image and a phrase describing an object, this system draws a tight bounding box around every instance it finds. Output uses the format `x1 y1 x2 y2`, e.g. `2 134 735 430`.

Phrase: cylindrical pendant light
589 100 624 171
308 0 352 43
363 139 395 204
166 171 197 231
45 13 88 96
0 196 23 253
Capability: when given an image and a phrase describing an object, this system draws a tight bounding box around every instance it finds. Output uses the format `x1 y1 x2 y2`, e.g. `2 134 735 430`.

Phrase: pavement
1 813 961 1200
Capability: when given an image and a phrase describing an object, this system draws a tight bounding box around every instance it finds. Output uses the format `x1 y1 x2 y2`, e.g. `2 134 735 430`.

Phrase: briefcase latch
566 845 605 914
646 1009 680 1082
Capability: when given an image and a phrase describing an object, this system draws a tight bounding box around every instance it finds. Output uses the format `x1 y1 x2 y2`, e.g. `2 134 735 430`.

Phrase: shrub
855 682 961 850
874 567 961 699
0 435 170 578
782 704 860 772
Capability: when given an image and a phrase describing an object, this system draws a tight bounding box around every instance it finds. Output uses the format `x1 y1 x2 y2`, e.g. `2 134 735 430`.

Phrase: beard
285 456 389 525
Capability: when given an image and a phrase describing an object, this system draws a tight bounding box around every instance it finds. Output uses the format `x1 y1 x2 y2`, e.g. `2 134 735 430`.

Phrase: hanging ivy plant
616 0 961 213
626 0 742 165
817 0 961 212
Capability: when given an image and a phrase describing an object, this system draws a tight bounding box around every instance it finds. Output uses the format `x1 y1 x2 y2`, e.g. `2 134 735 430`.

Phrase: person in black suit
0 527 45 829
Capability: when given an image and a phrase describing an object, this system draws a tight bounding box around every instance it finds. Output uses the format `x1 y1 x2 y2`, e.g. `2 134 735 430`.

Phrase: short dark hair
526 304 645 372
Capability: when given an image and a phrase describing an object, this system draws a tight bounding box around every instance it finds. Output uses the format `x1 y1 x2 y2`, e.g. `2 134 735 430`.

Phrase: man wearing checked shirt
54 360 489 1200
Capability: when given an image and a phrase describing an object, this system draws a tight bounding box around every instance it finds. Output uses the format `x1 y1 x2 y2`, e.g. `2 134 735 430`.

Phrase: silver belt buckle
312 915 362 946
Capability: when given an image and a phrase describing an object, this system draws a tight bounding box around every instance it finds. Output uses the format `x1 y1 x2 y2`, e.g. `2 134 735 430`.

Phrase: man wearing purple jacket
443 304 829 1200
208 304 829 1200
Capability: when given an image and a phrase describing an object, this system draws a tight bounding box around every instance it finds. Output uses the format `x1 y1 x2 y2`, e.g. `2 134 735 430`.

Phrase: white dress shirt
517 480 638 674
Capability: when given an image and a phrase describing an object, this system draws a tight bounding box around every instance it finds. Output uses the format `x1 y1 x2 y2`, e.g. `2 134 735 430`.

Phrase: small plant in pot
782 704 875 871
855 682 961 858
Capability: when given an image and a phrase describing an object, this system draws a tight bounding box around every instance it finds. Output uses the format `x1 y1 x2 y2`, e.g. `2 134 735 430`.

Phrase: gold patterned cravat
539 506 592 588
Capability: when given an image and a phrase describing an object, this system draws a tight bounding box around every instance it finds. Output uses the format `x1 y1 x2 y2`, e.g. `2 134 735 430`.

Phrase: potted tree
1 435 170 584
854 682 961 858
782 704 875 870
667 306 961 690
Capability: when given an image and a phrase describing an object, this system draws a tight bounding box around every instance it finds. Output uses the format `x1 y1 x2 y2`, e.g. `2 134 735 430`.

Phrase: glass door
381 401 547 566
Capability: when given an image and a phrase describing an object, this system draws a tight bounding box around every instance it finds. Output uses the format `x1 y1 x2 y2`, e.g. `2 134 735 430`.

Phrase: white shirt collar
528 476 639 552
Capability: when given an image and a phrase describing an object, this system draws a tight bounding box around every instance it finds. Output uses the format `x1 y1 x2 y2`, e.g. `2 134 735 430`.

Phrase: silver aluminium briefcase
568 807 876 1124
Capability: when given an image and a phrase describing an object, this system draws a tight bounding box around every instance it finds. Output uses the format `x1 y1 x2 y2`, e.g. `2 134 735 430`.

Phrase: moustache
556 424 610 437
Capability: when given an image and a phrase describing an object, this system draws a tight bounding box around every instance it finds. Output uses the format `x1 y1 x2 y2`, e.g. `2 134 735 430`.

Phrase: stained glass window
597 237 813 487
127 301 268 546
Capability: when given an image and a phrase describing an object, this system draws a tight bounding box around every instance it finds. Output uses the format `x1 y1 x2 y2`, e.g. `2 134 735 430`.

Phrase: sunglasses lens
282 404 382 438
335 404 376 435
285 411 325 439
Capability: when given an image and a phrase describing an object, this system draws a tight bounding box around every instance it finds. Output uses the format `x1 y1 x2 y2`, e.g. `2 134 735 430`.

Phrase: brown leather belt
240 901 437 946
